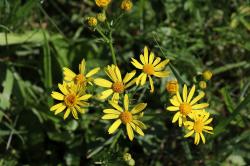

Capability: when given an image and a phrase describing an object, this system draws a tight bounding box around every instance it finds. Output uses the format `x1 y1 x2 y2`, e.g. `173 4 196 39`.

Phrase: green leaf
0 69 14 109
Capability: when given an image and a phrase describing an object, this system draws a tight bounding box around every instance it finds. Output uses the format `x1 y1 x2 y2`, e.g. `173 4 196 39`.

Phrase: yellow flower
87 17 98 27
166 80 179 94
94 65 136 102
50 82 92 119
131 46 170 93
166 84 209 127
102 94 147 141
184 112 213 145
202 70 212 80
95 0 111 8
121 0 133 11
199 81 207 89
63 59 100 87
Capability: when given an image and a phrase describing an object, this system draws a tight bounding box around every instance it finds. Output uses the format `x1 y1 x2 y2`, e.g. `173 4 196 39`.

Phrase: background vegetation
0 0 250 165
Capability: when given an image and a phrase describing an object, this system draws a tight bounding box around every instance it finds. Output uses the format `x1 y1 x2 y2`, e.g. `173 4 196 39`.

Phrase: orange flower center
193 119 204 133
74 74 86 86
143 64 154 75
64 93 77 107
112 82 124 93
120 111 133 124
179 103 192 116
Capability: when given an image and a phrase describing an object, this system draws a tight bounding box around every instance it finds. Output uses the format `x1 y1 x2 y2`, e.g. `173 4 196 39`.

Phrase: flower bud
87 17 97 27
95 0 111 8
202 70 213 81
166 80 179 94
97 13 106 22
199 81 207 89
121 0 133 11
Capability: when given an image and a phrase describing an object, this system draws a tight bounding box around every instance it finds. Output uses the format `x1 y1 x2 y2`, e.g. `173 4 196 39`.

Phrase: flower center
64 93 77 107
74 74 86 86
112 82 124 93
193 119 204 133
179 103 192 116
120 111 133 124
143 64 154 75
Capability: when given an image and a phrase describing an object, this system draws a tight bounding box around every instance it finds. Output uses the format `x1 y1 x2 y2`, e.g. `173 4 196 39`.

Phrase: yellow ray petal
54 105 66 115
153 71 170 78
192 103 209 110
99 89 113 100
178 116 183 127
190 91 205 105
131 103 147 114
176 92 183 103
63 108 71 120
187 85 195 103
124 78 136 89
132 120 147 129
50 103 64 111
58 83 68 95
200 133 206 144
124 94 129 111
94 78 113 88
183 84 188 102
172 112 180 123
105 66 117 82
78 94 92 101
131 58 143 69
149 52 155 64
123 70 136 84
75 105 86 114
63 67 76 81
130 122 144 136
79 59 86 74
114 66 122 82
51 92 64 100
140 73 147 86
144 46 149 64
166 106 179 111
204 118 213 125
154 59 170 71
140 54 145 64
149 76 154 93
108 119 122 134
136 73 144 85
203 126 213 130
184 130 194 138
111 93 120 103
71 107 79 119
152 57 161 66
102 114 119 119
103 109 121 114
108 100 123 112
86 67 100 78
170 99 180 107
194 132 199 145
126 123 134 141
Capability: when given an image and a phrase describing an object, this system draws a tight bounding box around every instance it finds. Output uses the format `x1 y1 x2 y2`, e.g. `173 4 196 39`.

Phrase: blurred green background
0 0 250 165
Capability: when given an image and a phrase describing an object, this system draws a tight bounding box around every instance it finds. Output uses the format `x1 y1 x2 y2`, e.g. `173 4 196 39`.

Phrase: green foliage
0 0 250 165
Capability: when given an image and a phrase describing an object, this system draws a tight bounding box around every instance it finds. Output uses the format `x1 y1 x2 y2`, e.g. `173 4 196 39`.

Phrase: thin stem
108 31 117 65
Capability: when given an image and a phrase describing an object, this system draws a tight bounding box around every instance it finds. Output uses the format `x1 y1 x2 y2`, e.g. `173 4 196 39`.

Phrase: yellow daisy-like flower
94 65 136 102
131 46 170 93
50 82 92 119
102 94 147 141
63 59 100 87
95 0 111 8
166 84 209 126
184 112 213 145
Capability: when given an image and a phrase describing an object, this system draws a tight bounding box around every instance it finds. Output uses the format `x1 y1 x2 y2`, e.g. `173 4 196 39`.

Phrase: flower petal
63 67 76 81
149 76 154 93
200 133 206 144
167 106 179 111
131 58 143 69
54 105 66 115
51 92 64 100
71 107 78 119
102 114 119 119
108 119 122 134
50 103 64 111
108 100 123 112
183 84 188 102
58 83 68 95
103 109 121 114
152 57 161 66
131 103 147 114
184 130 194 138
172 112 180 123
124 94 129 111
126 123 134 141
114 66 122 82
187 85 195 103
111 93 120 103
123 70 136 84
192 103 209 110
154 59 170 71
94 78 113 88
130 122 144 136
99 89 113 100
170 99 180 107
78 94 92 101
86 67 100 77
140 73 147 86
190 91 205 105
63 108 71 120
144 46 149 64
176 92 183 103
153 71 170 77
149 52 155 64
136 73 144 85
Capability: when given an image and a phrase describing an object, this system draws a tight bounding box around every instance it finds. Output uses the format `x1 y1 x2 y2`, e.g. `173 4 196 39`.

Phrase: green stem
96 27 117 65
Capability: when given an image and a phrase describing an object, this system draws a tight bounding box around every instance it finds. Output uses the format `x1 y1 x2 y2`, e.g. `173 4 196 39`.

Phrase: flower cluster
50 46 214 144
166 84 213 145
